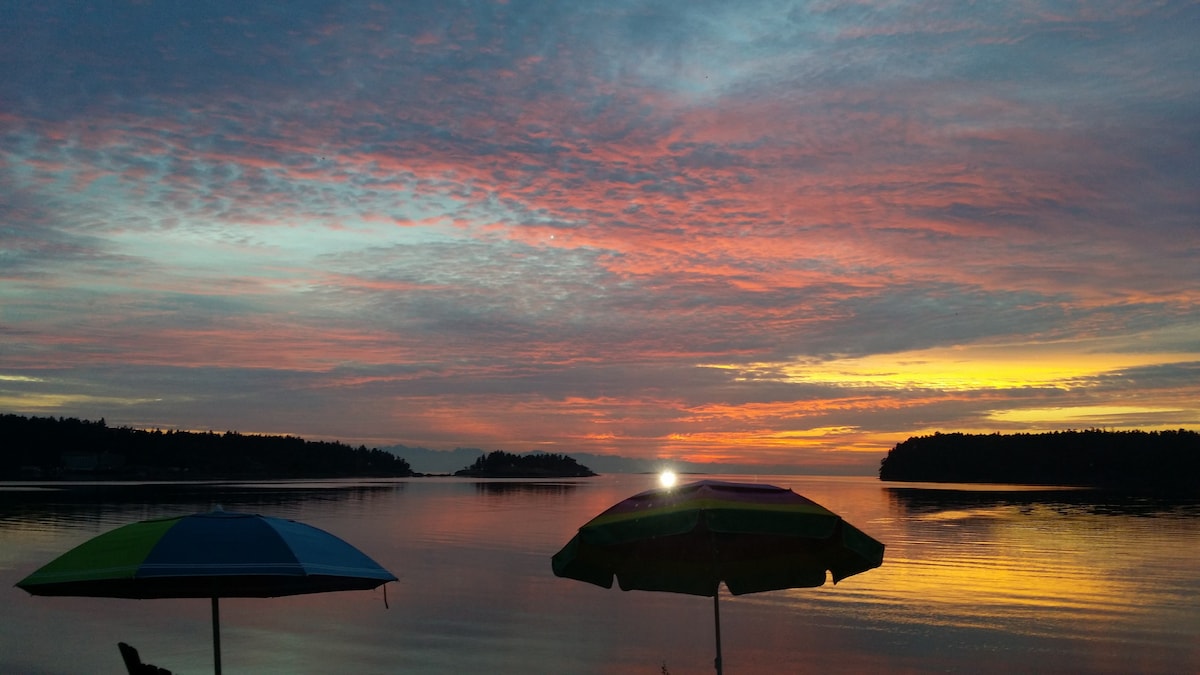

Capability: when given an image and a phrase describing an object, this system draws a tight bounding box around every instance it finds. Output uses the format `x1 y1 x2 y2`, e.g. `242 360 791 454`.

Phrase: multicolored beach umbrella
551 479 884 674
16 509 396 675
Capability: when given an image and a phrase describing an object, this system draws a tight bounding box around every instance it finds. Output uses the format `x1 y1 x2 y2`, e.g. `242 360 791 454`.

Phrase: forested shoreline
879 429 1199 490
1 414 413 480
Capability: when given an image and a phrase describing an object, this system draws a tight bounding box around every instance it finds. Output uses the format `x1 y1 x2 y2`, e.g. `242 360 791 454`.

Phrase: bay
1 474 1197 674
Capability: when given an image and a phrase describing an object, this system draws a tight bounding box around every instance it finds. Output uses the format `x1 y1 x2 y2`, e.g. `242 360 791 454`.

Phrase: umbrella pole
713 591 723 675
212 596 222 675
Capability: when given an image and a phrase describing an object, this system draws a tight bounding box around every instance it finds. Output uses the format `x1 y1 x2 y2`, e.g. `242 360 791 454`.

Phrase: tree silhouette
455 450 596 477
878 429 1198 490
0 414 413 480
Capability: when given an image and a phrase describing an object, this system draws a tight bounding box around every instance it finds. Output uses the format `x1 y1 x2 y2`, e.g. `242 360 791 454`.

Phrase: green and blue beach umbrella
552 479 885 674
17 509 396 674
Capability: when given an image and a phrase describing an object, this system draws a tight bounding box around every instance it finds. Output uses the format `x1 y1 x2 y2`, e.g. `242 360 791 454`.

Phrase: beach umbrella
16 509 396 675
551 479 884 674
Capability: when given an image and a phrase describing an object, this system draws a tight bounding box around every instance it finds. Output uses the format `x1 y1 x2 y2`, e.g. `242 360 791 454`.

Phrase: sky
2 1 1198 473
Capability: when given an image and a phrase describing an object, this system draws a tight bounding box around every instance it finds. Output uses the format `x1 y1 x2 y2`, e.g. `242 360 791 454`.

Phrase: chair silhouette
118 642 173 675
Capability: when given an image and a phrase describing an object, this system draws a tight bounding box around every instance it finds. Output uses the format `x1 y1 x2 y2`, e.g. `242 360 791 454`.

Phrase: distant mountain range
0 412 851 479
380 444 825 476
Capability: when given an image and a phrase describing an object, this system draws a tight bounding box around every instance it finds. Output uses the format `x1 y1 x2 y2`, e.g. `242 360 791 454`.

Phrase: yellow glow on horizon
0 374 44 382
989 405 1183 424
659 470 677 488
715 341 1197 392
771 426 861 439
0 393 163 410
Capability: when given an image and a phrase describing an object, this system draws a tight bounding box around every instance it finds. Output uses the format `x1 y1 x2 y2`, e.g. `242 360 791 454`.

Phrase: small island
454 450 596 478
878 429 1199 490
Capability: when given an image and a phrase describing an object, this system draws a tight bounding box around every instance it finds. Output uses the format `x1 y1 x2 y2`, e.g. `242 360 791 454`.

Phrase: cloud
1 1 1197 470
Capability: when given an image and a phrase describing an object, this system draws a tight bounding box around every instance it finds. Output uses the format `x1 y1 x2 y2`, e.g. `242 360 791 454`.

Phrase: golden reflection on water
843 487 1197 640
727 478 1200 659
3 476 1198 674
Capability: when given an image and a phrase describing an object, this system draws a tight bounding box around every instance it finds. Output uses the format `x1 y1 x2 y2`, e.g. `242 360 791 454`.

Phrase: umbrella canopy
551 479 884 673
17 509 396 674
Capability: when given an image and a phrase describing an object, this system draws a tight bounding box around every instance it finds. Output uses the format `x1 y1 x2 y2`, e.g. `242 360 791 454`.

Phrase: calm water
1 474 1197 674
